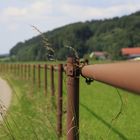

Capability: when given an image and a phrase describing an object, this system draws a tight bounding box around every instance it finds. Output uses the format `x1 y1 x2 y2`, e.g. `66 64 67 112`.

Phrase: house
121 47 140 59
89 51 108 60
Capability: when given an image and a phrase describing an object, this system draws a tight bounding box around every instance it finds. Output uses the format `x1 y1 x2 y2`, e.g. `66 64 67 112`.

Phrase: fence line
0 58 140 140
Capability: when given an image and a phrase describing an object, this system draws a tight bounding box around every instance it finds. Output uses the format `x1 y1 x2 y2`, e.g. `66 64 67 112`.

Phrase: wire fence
0 57 140 140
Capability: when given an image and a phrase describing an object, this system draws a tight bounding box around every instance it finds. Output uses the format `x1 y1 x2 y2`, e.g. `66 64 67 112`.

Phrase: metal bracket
80 59 94 85
85 78 94 85
66 58 80 77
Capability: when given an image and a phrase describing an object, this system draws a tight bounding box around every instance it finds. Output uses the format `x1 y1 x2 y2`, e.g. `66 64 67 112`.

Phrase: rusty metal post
3 64 5 73
5 64 7 73
33 65 36 85
17 64 20 77
38 64 41 89
17 64 19 77
28 64 30 81
44 64 47 95
22 64 24 79
19 64 21 78
5 64 6 73
14 64 17 76
7 64 9 73
3 64 4 73
21 64 23 79
10 64 12 74
15 64 17 75
24 64 27 80
57 64 63 137
1 64 2 73
50 65 55 96
8 64 10 73
0 64 1 73
0 64 1 72
66 57 80 140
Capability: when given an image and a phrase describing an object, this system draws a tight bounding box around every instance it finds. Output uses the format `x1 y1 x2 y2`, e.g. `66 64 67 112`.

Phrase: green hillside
10 11 140 61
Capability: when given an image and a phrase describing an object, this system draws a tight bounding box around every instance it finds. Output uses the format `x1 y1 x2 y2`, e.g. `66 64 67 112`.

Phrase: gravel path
0 78 12 121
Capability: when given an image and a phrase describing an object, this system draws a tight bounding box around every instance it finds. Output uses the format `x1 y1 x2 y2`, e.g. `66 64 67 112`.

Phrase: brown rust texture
81 61 140 94
50 65 55 96
38 64 41 89
66 57 79 140
57 64 63 137
44 64 47 95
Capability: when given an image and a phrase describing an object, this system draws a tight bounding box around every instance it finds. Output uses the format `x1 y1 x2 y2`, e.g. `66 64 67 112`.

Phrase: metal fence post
66 57 80 140
38 64 41 89
28 64 30 81
21 64 23 79
33 65 36 85
14 64 17 76
11 64 13 74
20 64 22 78
24 64 27 80
44 64 47 95
50 65 55 96
18 64 20 77
57 64 63 137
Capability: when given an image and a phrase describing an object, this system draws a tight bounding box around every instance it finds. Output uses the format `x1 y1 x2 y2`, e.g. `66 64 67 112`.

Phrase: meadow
0 61 140 140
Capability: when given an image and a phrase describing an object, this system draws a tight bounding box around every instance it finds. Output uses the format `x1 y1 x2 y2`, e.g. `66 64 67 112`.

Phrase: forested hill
10 11 140 61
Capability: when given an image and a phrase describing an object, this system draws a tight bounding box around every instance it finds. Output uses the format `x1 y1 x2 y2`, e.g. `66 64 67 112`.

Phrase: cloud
59 2 140 20
3 7 27 17
1 0 140 25
2 1 52 20
7 24 20 31
0 0 140 38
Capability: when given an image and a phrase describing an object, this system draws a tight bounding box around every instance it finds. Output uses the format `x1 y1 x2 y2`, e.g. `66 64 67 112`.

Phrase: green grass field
0 62 140 140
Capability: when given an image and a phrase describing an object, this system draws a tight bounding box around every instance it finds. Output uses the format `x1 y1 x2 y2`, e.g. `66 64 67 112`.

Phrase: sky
0 0 140 54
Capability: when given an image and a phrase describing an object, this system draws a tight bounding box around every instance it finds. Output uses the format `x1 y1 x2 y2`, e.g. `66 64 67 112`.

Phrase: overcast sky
0 0 140 54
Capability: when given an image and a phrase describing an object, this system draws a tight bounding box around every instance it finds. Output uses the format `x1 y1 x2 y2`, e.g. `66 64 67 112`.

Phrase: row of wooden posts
0 57 80 140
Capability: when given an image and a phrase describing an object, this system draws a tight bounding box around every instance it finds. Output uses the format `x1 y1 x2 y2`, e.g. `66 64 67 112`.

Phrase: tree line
10 11 140 61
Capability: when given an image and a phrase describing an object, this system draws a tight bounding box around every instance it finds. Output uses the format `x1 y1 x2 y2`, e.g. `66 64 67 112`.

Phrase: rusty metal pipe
81 62 140 94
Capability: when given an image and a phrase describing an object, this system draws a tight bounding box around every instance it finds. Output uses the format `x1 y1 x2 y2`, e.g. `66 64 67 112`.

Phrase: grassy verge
0 74 58 140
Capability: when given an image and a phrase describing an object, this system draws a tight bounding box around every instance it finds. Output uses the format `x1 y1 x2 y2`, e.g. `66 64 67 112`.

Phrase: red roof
121 48 140 55
94 51 106 56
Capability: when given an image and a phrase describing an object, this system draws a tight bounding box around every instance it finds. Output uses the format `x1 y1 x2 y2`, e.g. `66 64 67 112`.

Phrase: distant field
0 61 140 140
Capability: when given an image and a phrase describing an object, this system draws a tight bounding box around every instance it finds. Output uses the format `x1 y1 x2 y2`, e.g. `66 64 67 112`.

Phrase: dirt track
0 78 12 121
